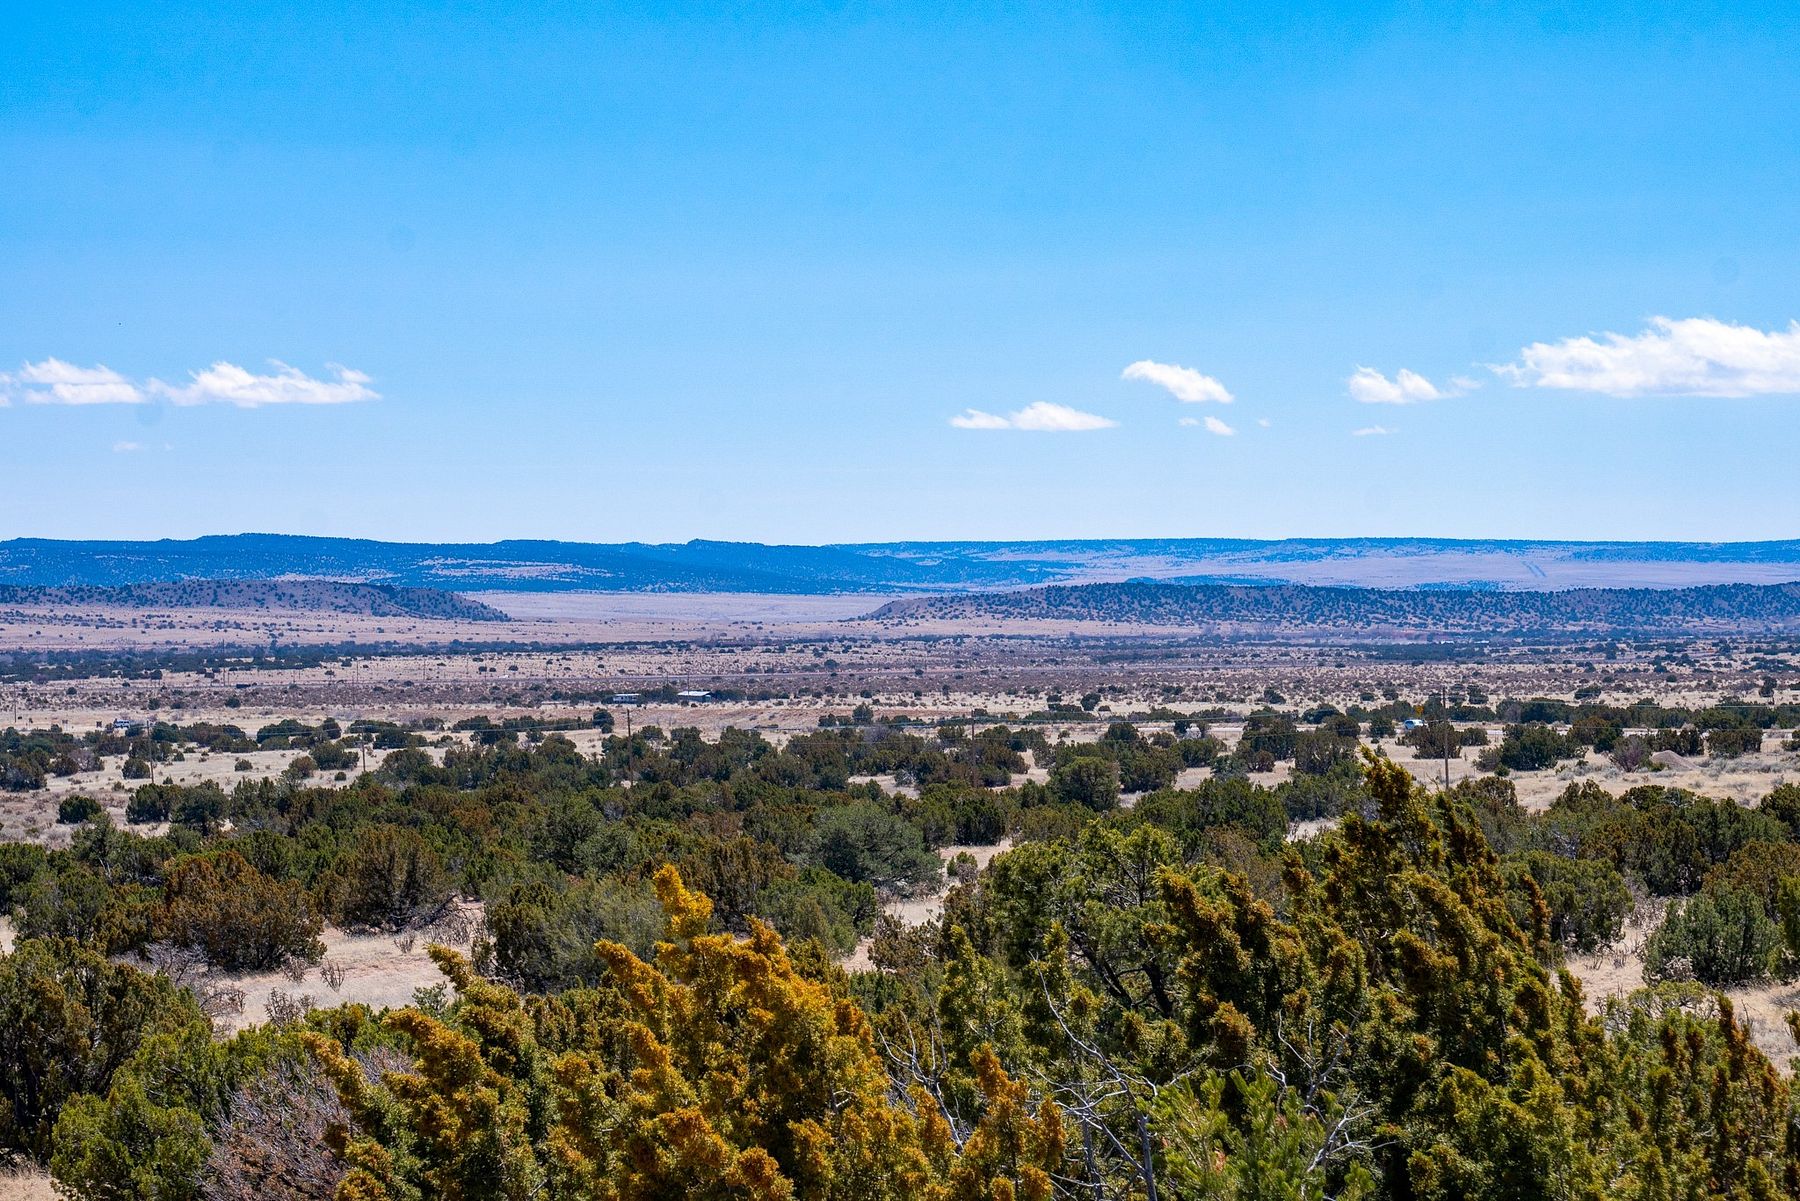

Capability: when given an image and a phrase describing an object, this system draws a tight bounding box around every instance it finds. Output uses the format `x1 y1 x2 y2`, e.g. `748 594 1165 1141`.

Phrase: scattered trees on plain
2 718 1800 1196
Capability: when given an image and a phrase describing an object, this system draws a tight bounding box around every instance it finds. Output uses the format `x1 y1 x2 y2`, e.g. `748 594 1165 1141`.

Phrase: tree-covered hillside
876 580 1800 637
0 580 505 621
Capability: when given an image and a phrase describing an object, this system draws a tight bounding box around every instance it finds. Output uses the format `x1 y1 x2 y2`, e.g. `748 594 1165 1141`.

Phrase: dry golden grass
0 1166 56 1201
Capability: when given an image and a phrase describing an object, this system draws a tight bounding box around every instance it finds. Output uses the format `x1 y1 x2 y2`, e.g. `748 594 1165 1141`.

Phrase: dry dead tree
319 958 347 991
202 1046 409 1200
265 989 316 1026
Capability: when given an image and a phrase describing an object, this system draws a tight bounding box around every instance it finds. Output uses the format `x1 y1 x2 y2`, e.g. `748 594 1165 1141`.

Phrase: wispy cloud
0 359 143 406
150 361 377 407
949 409 1012 430
1351 425 1394 437
951 401 1116 431
1180 415 1235 436
1 358 378 408
1495 316 1800 397
111 440 143 453
1347 366 1470 405
1122 359 1233 403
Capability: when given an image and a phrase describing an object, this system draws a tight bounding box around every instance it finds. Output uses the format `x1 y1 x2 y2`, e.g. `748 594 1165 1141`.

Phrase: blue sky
5 1 1800 544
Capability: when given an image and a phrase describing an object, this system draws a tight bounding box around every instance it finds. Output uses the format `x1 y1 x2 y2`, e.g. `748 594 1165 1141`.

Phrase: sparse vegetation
8 589 1800 1198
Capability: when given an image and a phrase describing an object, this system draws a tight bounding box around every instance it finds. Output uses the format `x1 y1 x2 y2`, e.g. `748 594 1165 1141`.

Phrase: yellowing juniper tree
303 865 1064 1200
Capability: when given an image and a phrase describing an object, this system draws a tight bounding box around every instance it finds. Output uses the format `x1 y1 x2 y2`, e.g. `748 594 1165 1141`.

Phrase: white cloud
1202 415 1234 436
949 409 1012 430
151 361 378 407
111 441 143 453
1352 425 1394 437
1347 366 1466 405
1495 316 1800 397
951 401 1116 431
1 357 377 408
1011 402 1115 431
1122 359 1233 403
0 359 144 405
1257 418 1271 427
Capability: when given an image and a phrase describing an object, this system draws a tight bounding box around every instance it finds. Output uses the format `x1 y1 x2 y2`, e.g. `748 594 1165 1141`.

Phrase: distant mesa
870 579 1800 638
0 579 506 621
8 533 1800 595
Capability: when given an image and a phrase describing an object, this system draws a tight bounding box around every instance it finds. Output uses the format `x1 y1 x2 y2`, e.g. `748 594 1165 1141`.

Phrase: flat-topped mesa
0 579 507 621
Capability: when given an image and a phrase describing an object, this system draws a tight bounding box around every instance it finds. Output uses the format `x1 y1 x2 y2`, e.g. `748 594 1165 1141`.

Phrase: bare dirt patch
1567 909 1800 1070
844 839 1013 971
194 904 483 1034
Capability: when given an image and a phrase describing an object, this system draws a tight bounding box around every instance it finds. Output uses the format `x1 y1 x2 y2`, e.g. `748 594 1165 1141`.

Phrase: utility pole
1441 685 1452 793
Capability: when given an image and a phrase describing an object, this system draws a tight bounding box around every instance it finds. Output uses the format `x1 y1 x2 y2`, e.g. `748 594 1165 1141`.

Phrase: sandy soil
843 839 1013 970
1566 911 1659 1008
0 905 471 1035
1287 817 1339 841
1505 744 1797 812
848 773 920 799
1567 909 1800 1069
0 1168 56 1201
1728 980 1800 1069
0 744 392 845
198 904 483 1034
